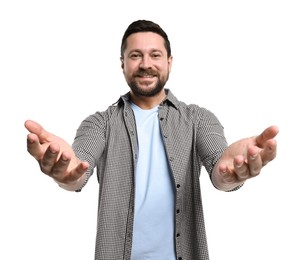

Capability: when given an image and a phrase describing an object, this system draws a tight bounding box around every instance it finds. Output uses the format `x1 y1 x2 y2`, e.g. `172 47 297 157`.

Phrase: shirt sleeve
72 112 107 191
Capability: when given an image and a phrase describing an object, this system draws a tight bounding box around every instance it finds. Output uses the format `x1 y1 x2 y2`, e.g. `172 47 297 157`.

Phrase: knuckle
40 160 53 169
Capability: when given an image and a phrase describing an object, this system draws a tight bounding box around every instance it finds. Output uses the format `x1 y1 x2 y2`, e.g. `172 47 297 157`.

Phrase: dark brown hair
120 20 171 58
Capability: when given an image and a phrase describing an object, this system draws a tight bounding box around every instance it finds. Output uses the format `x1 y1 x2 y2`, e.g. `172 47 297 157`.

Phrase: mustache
134 68 158 77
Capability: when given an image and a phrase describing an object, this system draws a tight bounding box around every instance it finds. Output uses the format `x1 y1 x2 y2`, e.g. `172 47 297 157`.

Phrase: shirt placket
122 104 138 260
158 104 184 260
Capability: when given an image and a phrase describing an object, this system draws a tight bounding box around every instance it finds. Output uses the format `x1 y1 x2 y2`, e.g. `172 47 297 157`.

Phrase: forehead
125 32 166 53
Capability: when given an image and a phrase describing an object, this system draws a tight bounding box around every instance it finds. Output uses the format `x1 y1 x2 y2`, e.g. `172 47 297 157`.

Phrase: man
25 20 279 260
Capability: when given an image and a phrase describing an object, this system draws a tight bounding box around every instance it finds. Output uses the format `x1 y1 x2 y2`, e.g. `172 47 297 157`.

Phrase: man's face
121 32 172 97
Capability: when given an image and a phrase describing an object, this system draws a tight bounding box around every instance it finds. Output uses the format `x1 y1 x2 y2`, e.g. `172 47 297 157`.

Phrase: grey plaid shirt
73 89 229 260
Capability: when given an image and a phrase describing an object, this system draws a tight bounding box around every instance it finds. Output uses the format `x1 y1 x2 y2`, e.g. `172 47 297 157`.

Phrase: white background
1 0 302 259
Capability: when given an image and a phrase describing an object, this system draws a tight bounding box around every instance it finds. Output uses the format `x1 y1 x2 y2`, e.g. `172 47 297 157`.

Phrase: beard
128 68 169 97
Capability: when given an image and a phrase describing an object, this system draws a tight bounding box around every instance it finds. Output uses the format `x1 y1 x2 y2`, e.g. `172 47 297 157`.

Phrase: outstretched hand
212 125 279 191
24 120 89 190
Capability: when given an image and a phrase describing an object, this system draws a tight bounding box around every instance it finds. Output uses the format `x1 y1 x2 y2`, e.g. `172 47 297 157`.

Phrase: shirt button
176 184 181 188
178 257 183 260
176 209 180 214
176 233 180 237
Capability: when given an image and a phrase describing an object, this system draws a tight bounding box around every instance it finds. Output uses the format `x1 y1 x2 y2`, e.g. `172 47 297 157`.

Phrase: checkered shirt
72 89 229 260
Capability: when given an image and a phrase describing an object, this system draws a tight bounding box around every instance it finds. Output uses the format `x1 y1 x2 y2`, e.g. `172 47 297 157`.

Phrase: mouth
137 74 155 78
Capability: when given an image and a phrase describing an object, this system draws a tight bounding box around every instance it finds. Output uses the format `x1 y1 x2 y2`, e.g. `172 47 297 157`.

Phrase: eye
129 53 142 59
151 52 162 59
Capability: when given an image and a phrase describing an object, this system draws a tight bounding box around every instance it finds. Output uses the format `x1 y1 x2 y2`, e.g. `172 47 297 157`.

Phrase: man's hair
120 20 171 58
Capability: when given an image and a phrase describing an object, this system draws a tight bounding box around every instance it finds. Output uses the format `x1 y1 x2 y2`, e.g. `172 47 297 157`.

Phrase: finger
247 148 262 177
48 151 71 180
40 143 60 174
260 139 277 165
255 126 279 147
233 155 250 181
218 166 237 184
27 133 45 160
70 162 89 182
24 120 50 142
52 155 89 184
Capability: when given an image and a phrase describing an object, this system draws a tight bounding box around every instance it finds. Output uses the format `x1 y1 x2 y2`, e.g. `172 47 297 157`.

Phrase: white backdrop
1 0 302 259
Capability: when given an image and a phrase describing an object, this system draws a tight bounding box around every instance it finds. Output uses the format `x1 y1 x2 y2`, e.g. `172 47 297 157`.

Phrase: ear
120 57 124 69
168 55 173 73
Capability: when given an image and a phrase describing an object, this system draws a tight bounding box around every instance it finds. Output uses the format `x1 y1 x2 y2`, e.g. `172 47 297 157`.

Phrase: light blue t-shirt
130 102 176 260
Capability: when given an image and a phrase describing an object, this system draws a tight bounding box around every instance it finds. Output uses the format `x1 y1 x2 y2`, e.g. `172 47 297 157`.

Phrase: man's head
120 20 173 98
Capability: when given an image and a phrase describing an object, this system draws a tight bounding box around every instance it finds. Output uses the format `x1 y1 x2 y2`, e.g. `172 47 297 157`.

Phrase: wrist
56 173 87 192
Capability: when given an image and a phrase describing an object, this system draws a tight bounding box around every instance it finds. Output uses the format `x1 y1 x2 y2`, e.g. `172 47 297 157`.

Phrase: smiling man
25 20 279 260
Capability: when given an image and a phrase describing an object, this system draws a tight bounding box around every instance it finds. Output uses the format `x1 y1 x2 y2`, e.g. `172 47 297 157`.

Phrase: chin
129 77 165 97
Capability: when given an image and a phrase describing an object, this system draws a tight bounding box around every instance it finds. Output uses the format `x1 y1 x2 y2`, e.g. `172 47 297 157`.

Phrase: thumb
24 120 51 142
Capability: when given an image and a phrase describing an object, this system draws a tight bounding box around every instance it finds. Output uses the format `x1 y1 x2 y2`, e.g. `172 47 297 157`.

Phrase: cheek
123 68 131 77
122 67 134 82
124 64 138 76
159 65 170 76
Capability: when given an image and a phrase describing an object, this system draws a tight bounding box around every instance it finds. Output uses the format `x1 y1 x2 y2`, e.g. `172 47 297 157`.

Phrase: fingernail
250 154 257 160
49 147 57 154
236 162 243 168
62 154 69 161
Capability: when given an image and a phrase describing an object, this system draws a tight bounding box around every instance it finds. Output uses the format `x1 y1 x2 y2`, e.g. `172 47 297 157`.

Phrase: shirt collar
114 88 180 110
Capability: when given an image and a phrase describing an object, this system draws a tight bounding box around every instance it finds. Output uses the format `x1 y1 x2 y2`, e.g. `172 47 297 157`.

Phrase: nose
139 55 152 69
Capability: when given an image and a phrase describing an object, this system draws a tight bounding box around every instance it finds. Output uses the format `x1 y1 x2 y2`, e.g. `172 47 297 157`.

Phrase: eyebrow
129 48 164 54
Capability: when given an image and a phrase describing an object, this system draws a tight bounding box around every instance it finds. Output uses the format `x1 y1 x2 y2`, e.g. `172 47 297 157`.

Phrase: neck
130 90 166 110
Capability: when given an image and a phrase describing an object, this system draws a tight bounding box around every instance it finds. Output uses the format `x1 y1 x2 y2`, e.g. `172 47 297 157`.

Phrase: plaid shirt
73 89 228 260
